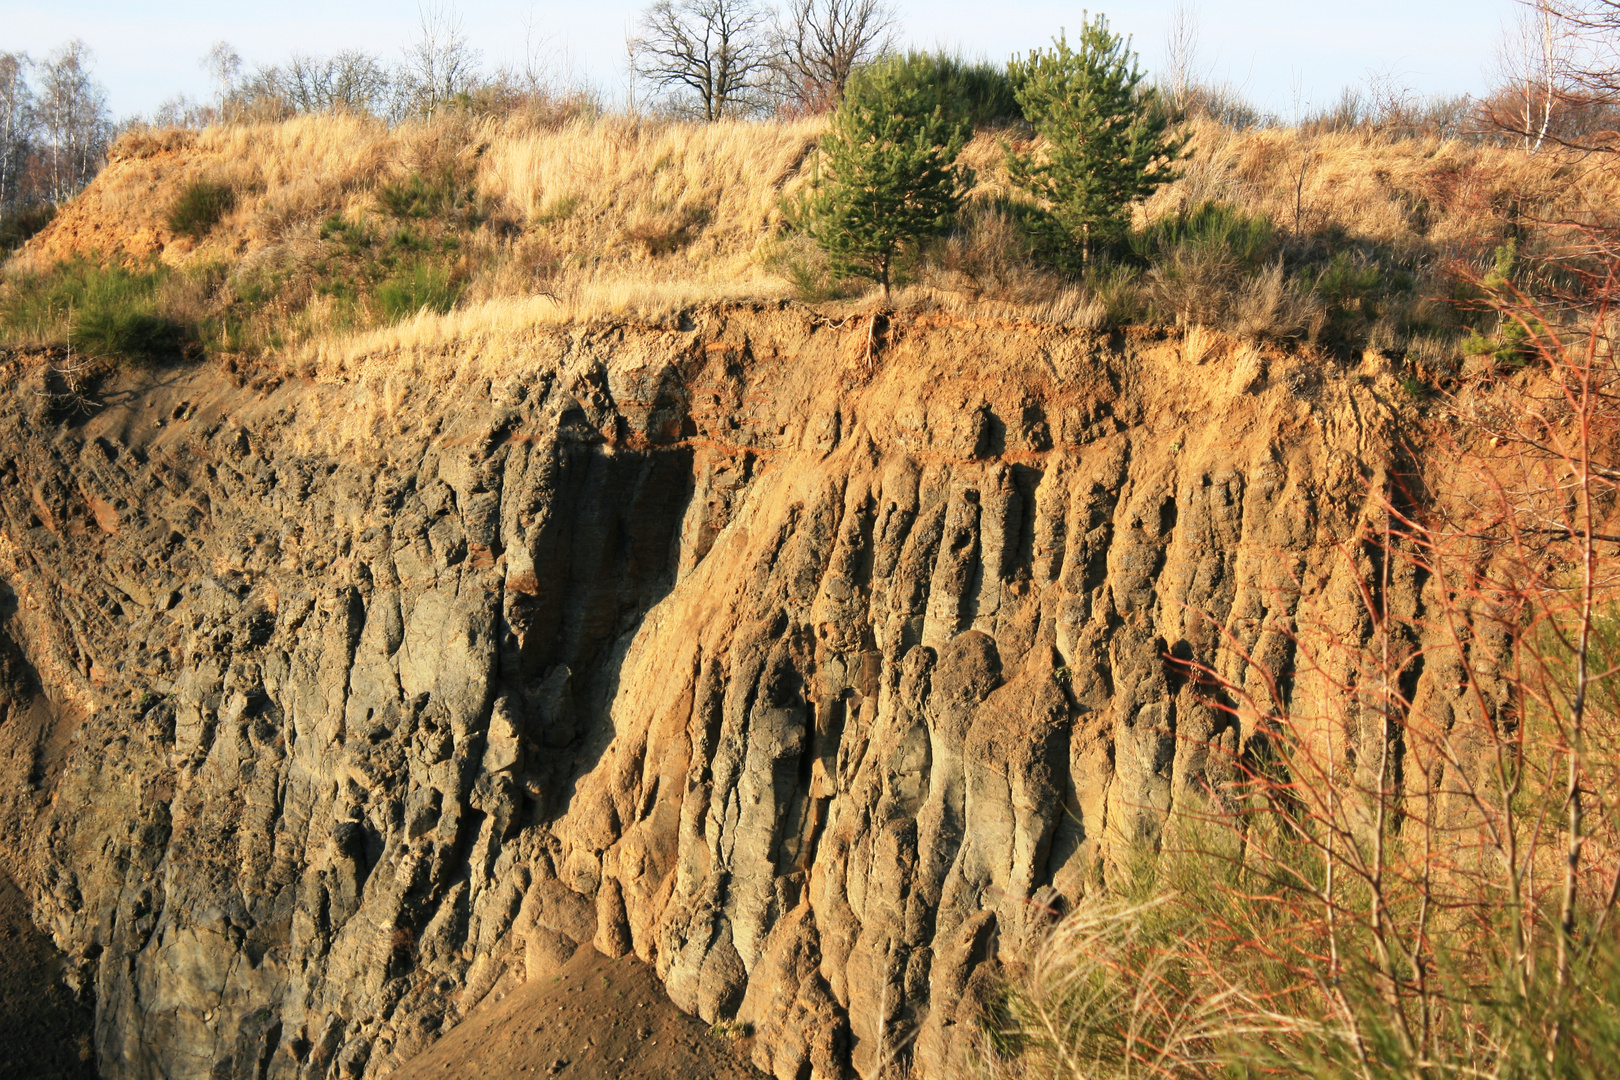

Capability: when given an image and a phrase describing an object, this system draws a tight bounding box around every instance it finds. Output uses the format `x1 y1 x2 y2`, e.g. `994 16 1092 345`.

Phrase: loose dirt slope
394 944 762 1080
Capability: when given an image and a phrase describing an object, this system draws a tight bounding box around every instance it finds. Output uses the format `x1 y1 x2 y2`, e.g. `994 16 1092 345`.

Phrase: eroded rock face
0 306 1407 1079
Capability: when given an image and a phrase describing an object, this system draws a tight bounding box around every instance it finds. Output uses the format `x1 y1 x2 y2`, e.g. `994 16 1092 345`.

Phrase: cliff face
0 306 1406 1080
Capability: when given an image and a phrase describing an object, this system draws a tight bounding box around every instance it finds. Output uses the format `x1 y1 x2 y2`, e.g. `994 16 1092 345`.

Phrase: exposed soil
393 945 765 1080
0 870 96 1080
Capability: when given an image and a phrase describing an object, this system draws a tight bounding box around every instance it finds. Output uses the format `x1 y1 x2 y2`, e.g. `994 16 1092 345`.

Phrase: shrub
925 201 1060 302
376 169 480 224
166 180 236 241
73 307 183 365
792 53 974 299
1007 17 1186 270
375 261 459 322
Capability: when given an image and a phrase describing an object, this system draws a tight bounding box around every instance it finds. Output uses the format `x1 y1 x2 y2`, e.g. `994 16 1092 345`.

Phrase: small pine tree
794 54 974 300
1007 16 1186 271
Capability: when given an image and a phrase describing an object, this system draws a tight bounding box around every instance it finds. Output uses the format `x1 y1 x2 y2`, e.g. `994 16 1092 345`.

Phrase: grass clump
375 261 460 322
0 258 186 365
376 167 483 227
987 822 1620 1080
165 179 236 241
533 193 581 227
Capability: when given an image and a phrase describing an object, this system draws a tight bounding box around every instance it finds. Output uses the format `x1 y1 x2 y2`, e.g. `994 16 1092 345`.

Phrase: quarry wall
0 305 1419 1079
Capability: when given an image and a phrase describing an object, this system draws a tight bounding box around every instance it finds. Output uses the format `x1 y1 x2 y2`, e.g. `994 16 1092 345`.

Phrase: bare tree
281 52 395 114
36 40 110 204
1475 1 1620 153
1163 1 1201 113
203 41 242 107
1548 0 1620 148
401 0 484 118
774 0 897 113
1489 0 1574 153
629 0 776 121
0 52 34 211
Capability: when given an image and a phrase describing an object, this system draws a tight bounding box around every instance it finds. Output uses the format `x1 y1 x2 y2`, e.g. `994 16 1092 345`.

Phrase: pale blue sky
1 0 1515 120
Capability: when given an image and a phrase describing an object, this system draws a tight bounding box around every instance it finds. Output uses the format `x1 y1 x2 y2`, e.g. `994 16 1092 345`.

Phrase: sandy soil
394 945 765 1080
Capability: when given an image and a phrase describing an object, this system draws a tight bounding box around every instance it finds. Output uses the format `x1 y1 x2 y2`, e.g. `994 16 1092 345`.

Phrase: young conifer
1008 16 1186 270
795 54 973 300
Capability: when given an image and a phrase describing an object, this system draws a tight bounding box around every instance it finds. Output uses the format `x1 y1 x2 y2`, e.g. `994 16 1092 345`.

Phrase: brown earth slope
393 943 763 1080
0 304 1423 1080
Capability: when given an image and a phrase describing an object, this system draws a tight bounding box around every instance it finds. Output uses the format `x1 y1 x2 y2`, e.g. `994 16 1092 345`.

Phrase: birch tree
36 40 110 204
0 52 34 211
1491 1 1574 153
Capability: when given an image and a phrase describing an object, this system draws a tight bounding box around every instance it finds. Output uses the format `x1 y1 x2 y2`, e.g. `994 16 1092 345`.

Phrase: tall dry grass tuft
480 117 819 263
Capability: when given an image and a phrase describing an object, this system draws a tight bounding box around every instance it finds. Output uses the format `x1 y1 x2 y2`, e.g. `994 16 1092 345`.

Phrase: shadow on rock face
0 869 98 1080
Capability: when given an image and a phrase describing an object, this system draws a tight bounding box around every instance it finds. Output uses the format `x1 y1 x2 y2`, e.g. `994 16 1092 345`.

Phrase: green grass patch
74 307 183 364
166 180 236 241
1129 200 1278 269
0 258 188 364
319 214 374 255
376 168 483 225
375 261 460 322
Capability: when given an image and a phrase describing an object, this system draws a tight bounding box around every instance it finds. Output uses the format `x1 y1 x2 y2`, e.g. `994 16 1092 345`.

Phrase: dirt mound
395 944 763 1080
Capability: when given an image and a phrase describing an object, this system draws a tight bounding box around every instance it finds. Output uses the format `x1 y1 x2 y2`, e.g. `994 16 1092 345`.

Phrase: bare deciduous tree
1548 0 1620 148
1476 1 1620 153
629 0 776 121
36 40 110 204
401 0 484 118
774 0 897 113
203 41 242 106
1489 0 1575 153
0 52 34 211
1163 1 1201 113
283 52 395 114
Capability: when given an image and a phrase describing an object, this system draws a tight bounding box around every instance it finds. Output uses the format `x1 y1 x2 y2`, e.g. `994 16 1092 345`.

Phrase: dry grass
480 117 818 265
1141 118 1619 256
303 271 792 371
6 110 1618 368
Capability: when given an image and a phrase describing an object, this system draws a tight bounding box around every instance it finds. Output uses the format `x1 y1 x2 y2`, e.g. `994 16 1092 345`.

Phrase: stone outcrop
0 305 1410 1079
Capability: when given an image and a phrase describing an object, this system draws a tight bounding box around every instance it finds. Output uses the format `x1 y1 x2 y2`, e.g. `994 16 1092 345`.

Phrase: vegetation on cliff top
0 101 1609 378
0 1 1616 378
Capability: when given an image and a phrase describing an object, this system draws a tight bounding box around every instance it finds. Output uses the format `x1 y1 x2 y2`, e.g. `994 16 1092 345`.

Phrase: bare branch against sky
0 0 1518 119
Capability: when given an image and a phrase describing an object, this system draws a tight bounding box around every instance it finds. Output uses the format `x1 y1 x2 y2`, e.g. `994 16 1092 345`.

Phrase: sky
1 0 1518 121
